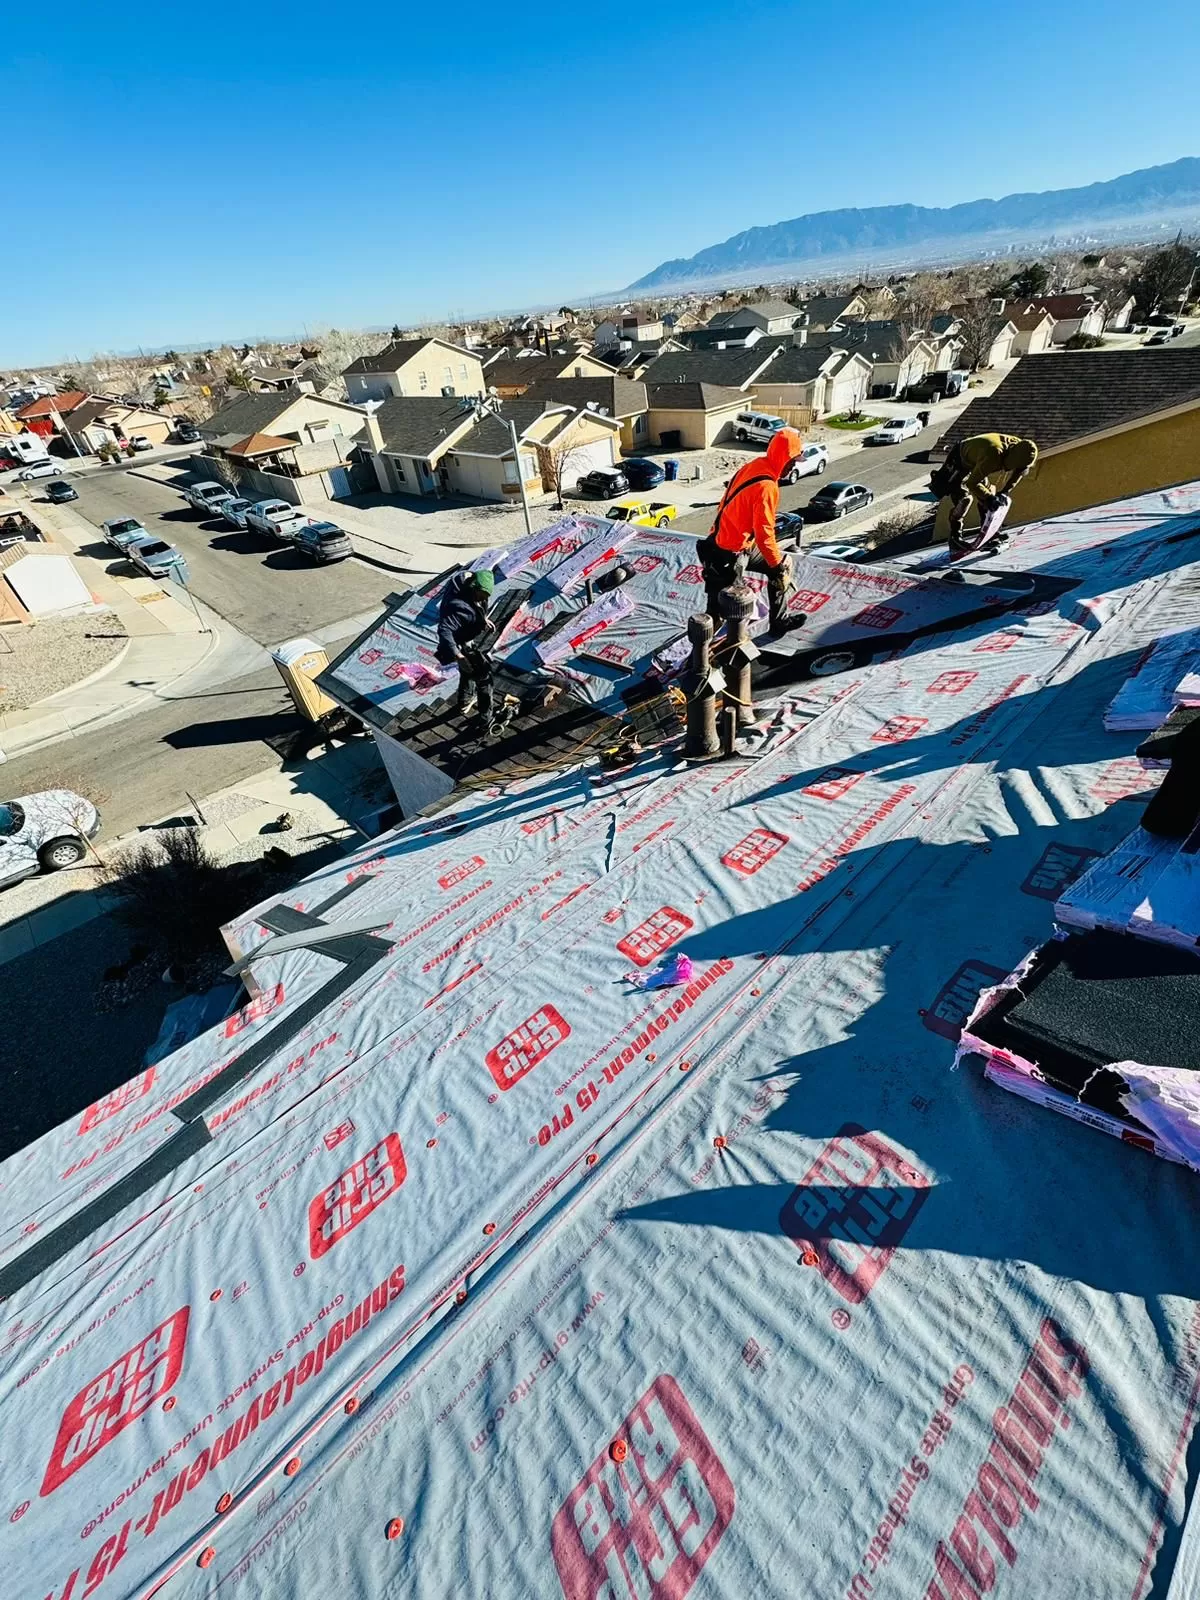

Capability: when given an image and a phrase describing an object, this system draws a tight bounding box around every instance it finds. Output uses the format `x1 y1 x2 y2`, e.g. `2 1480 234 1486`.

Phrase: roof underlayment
5 485 1200 1596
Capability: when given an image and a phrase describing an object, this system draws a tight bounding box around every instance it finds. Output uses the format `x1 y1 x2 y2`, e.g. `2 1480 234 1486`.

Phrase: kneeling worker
697 426 804 633
436 567 496 725
934 433 1038 550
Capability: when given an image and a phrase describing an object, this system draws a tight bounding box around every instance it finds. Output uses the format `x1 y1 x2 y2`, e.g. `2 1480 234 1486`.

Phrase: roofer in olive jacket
934 432 1038 549
697 426 804 633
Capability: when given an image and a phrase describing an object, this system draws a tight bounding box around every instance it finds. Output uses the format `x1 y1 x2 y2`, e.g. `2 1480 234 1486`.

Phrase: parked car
125 536 189 581
271 512 312 542
44 480 78 503
182 480 233 513
734 411 787 445
1145 331 1172 346
605 498 677 527
806 482 874 520
16 459 63 481
128 435 154 452
863 416 923 446
217 497 255 528
175 426 201 444
620 458 665 490
807 539 870 563
1145 313 1176 327
775 510 805 542
780 443 828 485
293 521 353 563
905 370 966 403
577 469 629 498
102 516 149 551
0 788 101 885
245 498 297 535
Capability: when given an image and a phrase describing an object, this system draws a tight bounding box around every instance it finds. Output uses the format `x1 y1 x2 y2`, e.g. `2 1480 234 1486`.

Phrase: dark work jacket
436 572 488 663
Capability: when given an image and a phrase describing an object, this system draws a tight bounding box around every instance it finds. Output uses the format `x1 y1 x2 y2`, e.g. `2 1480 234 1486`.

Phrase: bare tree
306 328 389 399
892 272 947 342
955 301 1008 371
538 424 603 509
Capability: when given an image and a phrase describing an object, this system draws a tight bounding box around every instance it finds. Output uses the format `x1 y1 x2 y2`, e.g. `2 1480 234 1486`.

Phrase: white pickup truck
245 499 309 540
182 480 233 513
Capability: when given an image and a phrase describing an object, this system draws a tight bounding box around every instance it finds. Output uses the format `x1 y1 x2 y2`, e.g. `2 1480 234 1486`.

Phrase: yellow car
604 498 677 527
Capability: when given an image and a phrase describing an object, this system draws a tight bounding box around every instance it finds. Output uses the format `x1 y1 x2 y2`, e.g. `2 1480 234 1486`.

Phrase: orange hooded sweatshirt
709 426 803 569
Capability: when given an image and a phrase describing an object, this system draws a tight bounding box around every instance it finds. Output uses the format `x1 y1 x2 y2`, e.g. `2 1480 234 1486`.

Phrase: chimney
363 404 384 452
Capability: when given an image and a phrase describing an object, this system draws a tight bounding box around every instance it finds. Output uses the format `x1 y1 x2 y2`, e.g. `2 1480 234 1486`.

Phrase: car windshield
885 419 904 428
821 483 852 496
110 518 141 534
316 532 345 544
137 541 171 557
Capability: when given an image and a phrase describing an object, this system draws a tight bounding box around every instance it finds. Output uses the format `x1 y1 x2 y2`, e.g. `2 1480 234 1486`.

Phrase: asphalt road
67 472 404 647
671 418 941 539
0 661 302 837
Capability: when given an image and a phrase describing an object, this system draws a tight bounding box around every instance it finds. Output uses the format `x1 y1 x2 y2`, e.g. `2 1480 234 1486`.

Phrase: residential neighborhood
5 49 1200 1592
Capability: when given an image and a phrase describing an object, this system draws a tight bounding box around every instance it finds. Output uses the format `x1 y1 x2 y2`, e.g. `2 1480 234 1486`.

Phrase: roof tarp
3 484 1200 1598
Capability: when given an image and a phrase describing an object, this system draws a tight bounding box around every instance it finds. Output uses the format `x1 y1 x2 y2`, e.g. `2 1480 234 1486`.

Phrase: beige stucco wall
1012 321 1055 355
346 347 485 403
647 406 741 449
271 393 367 442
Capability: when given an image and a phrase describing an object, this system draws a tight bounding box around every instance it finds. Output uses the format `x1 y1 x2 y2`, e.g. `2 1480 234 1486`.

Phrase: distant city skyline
2 0 1198 366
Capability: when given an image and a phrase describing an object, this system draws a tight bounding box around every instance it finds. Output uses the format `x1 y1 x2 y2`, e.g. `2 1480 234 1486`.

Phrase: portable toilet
271 636 338 723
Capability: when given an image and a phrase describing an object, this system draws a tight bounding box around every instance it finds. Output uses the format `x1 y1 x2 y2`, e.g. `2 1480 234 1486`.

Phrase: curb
40 632 135 704
0 626 221 762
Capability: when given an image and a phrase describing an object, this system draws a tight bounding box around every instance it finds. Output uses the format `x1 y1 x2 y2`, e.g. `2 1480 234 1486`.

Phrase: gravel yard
0 611 128 712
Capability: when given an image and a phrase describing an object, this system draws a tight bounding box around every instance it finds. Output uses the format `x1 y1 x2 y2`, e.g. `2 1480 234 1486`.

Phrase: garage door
566 437 615 482
449 456 488 498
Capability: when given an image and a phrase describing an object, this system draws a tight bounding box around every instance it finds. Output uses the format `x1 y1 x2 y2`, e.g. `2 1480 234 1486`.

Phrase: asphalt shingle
640 345 783 390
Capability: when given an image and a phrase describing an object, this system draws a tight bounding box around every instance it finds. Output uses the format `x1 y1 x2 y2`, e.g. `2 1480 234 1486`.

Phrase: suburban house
482 349 618 396
708 298 803 336
198 390 370 504
670 326 766 351
796 292 868 331
13 391 90 443
58 397 175 454
361 396 620 501
930 312 1018 370
645 383 746 449
933 349 1200 525
1005 305 1058 356
818 321 936 396
594 313 665 347
1021 294 1108 344
518 376 650 453
749 345 872 419
243 365 314 395
588 342 670 377
1105 294 1137 330
342 339 486 405
640 344 785 393
505 312 572 348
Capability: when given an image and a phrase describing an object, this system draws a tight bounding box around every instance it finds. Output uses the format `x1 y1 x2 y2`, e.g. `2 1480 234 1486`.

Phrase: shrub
1064 332 1104 349
102 828 265 965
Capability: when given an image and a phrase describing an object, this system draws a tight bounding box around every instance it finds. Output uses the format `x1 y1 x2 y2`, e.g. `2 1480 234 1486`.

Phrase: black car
905 370 965 403
577 468 629 498
620 457 665 490
44 480 78 503
174 426 201 443
806 482 874 520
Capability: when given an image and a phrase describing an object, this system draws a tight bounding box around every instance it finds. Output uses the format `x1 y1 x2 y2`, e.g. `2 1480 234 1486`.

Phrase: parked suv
293 521 352 562
0 789 101 886
780 443 828 484
577 469 628 498
905 370 966 403
733 411 787 445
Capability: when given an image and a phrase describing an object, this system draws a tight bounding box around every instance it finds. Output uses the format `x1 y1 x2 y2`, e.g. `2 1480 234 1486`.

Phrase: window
459 365 468 382
391 457 406 482
574 365 583 377
443 366 452 384
418 371 428 390
634 416 646 436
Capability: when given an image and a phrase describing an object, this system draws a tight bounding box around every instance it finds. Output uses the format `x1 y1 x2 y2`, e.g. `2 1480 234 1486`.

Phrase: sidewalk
0 501 222 759
0 741 380 968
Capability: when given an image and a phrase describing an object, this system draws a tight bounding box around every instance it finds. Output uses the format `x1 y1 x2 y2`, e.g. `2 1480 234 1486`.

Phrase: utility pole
476 394 532 538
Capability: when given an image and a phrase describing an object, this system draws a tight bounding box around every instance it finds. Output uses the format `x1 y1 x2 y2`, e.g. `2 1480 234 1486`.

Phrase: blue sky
1 0 1196 366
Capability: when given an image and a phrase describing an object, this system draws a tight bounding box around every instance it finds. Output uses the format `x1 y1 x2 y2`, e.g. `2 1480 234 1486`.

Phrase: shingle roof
483 355 554 390
15 391 88 419
756 345 841 382
456 402 568 456
199 391 298 439
798 293 860 328
825 321 912 363
591 341 663 370
640 345 782 390
372 395 480 457
670 327 761 350
1005 304 1057 331
938 350 1200 454
721 298 803 325
646 382 745 412
1023 293 1105 320
64 400 118 432
342 337 473 376
517 377 648 417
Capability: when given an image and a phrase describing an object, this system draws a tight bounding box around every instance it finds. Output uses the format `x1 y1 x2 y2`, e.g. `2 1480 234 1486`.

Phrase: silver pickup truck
181 480 233 513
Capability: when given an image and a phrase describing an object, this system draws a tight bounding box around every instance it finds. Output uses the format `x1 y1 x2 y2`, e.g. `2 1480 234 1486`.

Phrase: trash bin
916 409 932 429
664 458 679 482
659 429 682 451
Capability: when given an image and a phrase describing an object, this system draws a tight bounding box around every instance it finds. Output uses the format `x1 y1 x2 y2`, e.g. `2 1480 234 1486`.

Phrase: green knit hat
472 568 495 595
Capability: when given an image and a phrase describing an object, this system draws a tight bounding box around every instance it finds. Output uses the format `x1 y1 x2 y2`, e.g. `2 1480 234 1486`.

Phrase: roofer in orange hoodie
697 425 803 634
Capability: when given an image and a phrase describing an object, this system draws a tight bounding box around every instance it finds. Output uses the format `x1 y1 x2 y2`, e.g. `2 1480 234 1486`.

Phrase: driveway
65 473 404 647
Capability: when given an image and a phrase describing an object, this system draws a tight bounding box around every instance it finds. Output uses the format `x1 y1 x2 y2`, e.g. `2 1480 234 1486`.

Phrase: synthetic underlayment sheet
5 484 1200 1599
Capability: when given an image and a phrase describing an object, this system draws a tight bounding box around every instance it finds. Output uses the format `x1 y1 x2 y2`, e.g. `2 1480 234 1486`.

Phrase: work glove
769 552 793 590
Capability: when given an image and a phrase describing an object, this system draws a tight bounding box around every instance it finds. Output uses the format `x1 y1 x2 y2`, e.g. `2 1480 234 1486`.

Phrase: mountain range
628 158 1200 291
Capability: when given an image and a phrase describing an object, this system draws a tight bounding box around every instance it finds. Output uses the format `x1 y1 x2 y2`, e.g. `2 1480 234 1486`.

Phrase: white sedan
16 459 64 480
863 416 924 446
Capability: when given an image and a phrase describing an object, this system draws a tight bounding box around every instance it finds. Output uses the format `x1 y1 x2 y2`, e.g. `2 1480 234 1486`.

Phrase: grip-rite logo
617 907 694 967
788 588 831 616
438 856 485 891
485 1005 571 1090
308 1133 407 1259
721 827 788 876
801 767 863 803
779 1126 930 1305
224 982 285 1038
1022 842 1099 900
852 603 902 630
927 669 979 695
872 714 928 744
551 1375 735 1600
77 1069 157 1135
41 1308 190 1496
924 959 1009 1040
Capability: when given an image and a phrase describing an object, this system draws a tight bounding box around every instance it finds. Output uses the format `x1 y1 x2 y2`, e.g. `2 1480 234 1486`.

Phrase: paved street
66 471 406 647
